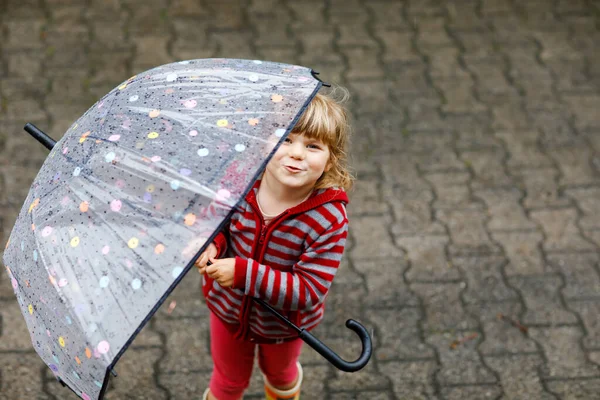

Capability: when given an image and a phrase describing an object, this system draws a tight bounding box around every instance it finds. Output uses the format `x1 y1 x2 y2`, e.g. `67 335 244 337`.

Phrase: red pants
208 312 303 400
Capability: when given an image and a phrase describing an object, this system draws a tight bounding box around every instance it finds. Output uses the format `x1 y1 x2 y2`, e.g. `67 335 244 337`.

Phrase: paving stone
326 259 367 311
158 370 211 400
427 331 497 385
545 378 600 400
0 300 38 351
411 283 478 332
567 300 600 349
436 209 501 255
375 29 421 65
547 145 600 186
562 94 600 132
384 186 446 235
515 168 572 209
426 48 469 79
508 275 578 325
565 187 600 230
423 170 471 188
454 128 504 151
359 257 418 308
440 385 503 400
474 187 537 231
460 148 514 188
430 185 480 211
546 253 600 300
397 235 460 282
379 360 437 400
349 215 403 261
153 317 212 373
0 352 48 399
586 229 600 249
328 360 389 392
452 255 519 304
380 155 429 189
491 231 549 276
368 307 434 361
468 302 538 355
495 131 553 171
529 326 600 379
485 354 555 399
530 208 596 252
491 103 534 131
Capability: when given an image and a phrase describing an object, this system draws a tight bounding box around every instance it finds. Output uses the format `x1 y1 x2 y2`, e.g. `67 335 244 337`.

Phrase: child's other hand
195 243 218 275
205 257 235 288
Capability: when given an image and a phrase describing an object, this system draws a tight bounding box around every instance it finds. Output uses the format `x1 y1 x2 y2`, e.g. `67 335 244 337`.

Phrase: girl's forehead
289 132 327 143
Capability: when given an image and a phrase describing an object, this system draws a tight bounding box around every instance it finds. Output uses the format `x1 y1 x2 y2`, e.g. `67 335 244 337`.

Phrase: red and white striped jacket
202 179 349 343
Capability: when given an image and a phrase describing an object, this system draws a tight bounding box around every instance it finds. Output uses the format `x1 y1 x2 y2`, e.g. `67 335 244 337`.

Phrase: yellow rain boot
263 362 303 400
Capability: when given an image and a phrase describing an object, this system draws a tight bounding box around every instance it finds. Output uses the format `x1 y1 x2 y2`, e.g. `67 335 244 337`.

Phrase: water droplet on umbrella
99 276 110 288
172 267 184 278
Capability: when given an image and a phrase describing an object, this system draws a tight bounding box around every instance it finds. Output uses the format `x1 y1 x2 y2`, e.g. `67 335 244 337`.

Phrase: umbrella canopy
3 59 321 400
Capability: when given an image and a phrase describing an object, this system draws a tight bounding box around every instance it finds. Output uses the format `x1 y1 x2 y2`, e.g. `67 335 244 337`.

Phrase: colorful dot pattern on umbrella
2 58 320 400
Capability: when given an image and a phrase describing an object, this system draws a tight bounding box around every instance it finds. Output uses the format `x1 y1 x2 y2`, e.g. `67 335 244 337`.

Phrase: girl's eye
307 144 321 149
284 138 292 143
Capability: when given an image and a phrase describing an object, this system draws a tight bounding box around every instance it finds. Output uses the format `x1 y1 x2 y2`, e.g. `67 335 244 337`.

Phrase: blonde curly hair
291 87 354 191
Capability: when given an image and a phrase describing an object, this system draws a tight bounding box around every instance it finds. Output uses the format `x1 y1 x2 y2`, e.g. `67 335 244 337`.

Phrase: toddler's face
264 133 330 191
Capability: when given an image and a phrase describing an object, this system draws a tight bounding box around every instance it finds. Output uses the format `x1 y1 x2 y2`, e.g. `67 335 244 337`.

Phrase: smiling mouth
285 165 303 172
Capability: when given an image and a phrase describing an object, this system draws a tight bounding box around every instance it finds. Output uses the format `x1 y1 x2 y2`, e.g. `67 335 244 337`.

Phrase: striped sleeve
213 232 228 258
232 203 348 311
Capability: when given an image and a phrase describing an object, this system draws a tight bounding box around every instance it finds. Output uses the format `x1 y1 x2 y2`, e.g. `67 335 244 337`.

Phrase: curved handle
298 319 372 372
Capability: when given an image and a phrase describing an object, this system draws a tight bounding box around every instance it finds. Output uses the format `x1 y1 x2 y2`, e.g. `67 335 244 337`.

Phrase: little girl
196 89 353 400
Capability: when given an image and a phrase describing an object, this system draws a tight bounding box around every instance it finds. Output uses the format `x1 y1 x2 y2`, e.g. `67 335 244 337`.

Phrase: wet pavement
1 0 600 399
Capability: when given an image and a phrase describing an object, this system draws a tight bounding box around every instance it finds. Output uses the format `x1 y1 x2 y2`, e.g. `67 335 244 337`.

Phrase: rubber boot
263 361 303 400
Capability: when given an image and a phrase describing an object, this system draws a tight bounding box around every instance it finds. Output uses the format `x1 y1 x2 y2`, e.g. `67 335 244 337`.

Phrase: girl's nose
289 142 305 159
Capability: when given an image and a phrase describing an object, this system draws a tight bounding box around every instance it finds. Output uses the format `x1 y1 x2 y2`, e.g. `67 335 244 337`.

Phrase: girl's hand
194 243 218 275
205 257 235 288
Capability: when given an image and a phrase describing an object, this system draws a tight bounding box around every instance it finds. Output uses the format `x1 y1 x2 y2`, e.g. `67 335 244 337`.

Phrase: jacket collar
245 179 349 215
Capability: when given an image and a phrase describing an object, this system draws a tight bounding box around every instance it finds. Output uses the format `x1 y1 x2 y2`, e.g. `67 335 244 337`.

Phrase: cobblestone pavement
1 0 600 399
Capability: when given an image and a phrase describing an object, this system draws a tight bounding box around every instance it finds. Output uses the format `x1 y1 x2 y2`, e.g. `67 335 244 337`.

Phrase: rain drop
172 267 184 278
99 276 110 288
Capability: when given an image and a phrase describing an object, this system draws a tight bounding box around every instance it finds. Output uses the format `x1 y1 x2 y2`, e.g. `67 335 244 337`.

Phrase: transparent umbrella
2 59 371 400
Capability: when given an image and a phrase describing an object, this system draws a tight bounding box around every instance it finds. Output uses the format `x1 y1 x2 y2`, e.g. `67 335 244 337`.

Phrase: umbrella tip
311 70 331 87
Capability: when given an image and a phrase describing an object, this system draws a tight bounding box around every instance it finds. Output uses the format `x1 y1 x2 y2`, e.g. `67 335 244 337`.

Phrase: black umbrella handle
298 319 372 372
24 123 56 150
252 296 372 372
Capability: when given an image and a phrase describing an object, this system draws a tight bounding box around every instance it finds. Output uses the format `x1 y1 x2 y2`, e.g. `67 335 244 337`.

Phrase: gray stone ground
1 0 600 399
